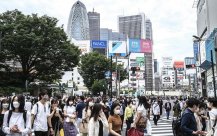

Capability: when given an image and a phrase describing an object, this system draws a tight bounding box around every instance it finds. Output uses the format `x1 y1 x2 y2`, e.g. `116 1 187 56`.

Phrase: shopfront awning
199 60 212 70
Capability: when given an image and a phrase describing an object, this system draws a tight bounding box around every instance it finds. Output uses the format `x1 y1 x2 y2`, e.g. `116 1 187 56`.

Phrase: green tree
0 10 80 88
79 52 109 89
91 79 107 95
79 52 127 91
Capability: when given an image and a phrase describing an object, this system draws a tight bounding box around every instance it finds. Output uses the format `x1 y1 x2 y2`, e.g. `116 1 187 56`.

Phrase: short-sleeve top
63 105 76 122
108 115 122 132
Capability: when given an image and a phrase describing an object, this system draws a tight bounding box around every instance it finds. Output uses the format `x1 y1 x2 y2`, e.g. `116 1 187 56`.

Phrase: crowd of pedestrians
0 90 216 136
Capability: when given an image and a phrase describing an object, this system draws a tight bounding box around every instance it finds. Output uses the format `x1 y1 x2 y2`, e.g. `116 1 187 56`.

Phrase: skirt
63 121 78 136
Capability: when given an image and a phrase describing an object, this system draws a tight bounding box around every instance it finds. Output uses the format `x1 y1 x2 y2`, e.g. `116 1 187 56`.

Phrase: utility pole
211 50 217 98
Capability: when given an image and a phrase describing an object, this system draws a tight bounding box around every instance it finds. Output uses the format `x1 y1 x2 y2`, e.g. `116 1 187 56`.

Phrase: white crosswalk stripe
150 116 174 136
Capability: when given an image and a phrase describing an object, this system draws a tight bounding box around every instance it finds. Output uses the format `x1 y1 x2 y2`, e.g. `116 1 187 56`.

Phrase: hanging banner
109 41 127 56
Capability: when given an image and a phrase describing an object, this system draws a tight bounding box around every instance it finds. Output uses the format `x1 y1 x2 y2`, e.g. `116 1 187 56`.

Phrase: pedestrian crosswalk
150 115 173 136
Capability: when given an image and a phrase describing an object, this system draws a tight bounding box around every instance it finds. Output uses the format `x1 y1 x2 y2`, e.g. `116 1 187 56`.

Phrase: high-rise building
145 19 153 40
118 13 146 39
100 28 112 41
88 9 100 40
194 0 217 97
154 59 159 73
67 1 89 40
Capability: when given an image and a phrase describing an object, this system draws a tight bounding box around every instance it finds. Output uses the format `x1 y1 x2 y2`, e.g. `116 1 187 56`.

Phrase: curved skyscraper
67 1 89 40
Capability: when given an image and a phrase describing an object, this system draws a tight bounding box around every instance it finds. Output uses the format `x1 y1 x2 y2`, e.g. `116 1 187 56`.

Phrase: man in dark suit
164 98 172 119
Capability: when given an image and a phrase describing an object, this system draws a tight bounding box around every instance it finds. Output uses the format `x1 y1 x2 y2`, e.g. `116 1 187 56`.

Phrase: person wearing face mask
103 100 110 119
181 98 207 136
80 99 94 136
31 91 50 136
48 98 64 136
3 95 31 136
0 99 9 136
108 102 122 136
63 96 78 136
88 103 109 136
124 100 133 136
194 103 203 135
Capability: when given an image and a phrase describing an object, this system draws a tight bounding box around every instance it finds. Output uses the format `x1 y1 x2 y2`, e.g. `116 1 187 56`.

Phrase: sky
0 0 197 65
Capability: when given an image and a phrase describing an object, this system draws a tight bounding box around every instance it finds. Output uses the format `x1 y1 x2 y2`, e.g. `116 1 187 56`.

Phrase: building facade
88 10 100 40
195 0 217 97
145 19 153 40
67 1 90 40
118 13 146 39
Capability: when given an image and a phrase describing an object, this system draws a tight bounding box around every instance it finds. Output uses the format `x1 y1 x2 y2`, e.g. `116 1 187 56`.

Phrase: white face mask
114 109 120 115
69 102 73 105
13 102 20 108
2 103 9 109
89 102 94 107
105 102 109 106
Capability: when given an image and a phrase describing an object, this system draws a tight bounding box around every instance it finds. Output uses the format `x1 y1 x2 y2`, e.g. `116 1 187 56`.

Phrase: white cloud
0 0 197 65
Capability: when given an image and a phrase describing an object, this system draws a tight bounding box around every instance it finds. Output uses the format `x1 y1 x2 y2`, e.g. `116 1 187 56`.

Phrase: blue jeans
166 111 170 119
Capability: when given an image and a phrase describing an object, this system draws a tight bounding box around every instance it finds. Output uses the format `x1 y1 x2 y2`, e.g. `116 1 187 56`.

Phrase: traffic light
131 67 137 74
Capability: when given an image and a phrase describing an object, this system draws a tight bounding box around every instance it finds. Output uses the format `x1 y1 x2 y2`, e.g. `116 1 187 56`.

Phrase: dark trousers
125 120 131 136
166 111 170 119
153 115 160 125
35 131 48 136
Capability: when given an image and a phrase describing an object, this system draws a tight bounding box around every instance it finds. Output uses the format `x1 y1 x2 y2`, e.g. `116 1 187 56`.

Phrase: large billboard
109 41 127 56
129 39 140 53
128 39 152 53
185 57 195 69
91 40 107 48
140 39 152 53
74 40 91 55
162 57 173 67
174 61 184 70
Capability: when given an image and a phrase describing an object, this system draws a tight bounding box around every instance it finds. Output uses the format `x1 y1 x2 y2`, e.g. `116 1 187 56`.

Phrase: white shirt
88 116 108 136
25 101 32 112
31 101 50 131
152 104 160 115
3 111 31 136
209 108 217 127
137 105 147 117
63 105 76 122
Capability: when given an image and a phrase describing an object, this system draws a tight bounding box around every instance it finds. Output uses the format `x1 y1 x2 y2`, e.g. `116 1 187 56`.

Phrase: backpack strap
7 110 13 126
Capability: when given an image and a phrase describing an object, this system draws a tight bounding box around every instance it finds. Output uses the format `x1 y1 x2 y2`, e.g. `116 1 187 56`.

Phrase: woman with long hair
88 103 108 136
80 99 94 136
2 95 31 136
63 96 78 136
108 102 122 136
0 98 9 136
132 96 152 135
48 98 64 136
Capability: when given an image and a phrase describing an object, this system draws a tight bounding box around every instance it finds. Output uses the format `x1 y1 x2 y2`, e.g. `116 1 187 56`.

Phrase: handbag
79 119 88 133
128 127 143 136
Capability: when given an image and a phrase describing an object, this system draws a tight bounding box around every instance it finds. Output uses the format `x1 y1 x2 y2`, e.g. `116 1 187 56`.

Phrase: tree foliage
0 10 80 88
91 79 107 95
79 52 127 91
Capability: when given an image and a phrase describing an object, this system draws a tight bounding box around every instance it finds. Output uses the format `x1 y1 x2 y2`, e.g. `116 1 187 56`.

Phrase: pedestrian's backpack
7 110 27 127
172 112 186 136
173 103 180 111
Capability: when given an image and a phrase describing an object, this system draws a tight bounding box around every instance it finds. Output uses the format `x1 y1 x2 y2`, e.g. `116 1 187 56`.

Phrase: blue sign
104 71 111 78
91 40 107 48
129 39 141 53
193 42 198 61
